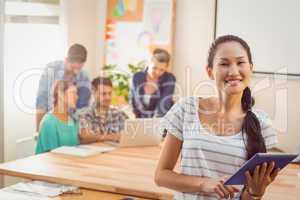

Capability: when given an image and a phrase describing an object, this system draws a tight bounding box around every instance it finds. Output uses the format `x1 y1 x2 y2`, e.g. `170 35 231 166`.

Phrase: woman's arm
155 134 239 198
79 129 121 144
155 134 202 192
79 128 99 144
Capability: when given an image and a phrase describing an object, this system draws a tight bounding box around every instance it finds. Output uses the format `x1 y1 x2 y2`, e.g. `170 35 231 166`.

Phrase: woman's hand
201 177 240 199
245 161 280 198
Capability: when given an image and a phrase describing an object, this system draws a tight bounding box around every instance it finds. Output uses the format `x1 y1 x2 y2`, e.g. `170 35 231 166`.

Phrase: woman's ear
250 64 254 71
206 66 215 80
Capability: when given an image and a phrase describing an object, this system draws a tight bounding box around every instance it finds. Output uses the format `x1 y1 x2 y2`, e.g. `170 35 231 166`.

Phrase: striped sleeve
255 110 278 149
160 98 186 141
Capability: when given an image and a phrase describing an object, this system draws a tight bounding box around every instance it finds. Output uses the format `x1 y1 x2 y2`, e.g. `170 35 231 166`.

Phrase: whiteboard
216 0 300 75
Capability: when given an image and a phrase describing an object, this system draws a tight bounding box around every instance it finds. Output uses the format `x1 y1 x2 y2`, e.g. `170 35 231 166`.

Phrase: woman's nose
228 64 239 76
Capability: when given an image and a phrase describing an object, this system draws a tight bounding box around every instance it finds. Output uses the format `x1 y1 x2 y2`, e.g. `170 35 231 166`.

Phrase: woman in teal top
36 80 79 154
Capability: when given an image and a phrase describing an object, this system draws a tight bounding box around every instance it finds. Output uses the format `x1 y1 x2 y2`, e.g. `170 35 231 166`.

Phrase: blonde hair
53 80 76 106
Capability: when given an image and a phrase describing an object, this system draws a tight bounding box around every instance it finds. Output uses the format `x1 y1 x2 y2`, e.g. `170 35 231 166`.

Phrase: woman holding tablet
155 35 279 200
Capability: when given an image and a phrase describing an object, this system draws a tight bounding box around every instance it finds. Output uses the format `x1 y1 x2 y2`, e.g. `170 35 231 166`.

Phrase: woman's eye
220 63 228 66
238 62 245 65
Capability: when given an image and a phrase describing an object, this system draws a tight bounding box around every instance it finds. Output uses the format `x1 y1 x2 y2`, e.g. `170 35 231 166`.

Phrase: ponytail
241 87 266 160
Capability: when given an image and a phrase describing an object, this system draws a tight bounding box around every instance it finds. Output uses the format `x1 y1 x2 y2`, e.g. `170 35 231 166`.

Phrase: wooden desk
0 144 299 200
262 164 300 200
0 145 174 199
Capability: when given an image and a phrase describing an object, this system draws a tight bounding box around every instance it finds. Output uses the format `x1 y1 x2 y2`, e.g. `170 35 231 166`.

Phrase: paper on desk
51 145 115 157
3 181 78 198
78 145 115 153
51 146 100 157
0 190 52 200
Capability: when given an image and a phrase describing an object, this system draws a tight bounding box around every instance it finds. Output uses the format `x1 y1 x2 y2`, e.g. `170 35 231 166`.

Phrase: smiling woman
155 35 279 200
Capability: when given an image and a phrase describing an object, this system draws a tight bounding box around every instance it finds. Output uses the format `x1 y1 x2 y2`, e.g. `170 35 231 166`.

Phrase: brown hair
67 43 87 63
53 80 76 106
207 35 266 160
153 48 170 64
91 76 113 91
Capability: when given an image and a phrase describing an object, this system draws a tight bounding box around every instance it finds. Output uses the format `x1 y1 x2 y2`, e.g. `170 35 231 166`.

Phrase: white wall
172 0 216 99
0 0 5 188
95 0 107 74
253 76 300 152
62 0 107 78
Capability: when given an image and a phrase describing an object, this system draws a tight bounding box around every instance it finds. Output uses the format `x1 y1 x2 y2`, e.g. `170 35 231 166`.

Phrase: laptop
105 118 162 147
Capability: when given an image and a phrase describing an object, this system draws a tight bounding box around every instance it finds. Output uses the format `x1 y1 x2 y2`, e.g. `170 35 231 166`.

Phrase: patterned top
160 97 278 200
78 103 128 134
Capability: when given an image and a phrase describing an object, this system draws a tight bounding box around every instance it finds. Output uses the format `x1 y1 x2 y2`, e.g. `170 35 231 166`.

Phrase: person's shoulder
198 96 218 111
42 113 55 121
162 72 176 81
78 69 90 80
40 113 57 128
252 109 272 129
173 96 198 111
45 60 63 70
133 70 146 79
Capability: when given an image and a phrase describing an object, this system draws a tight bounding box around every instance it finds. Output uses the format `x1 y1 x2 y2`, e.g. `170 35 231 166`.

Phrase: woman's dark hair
207 35 266 160
53 80 76 106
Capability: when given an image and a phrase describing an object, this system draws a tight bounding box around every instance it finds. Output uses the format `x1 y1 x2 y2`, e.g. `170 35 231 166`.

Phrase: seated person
130 48 176 118
35 80 79 154
78 77 128 144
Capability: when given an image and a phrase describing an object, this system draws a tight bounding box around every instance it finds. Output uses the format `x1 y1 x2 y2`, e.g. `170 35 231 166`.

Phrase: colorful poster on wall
107 0 144 22
143 0 172 44
104 0 175 71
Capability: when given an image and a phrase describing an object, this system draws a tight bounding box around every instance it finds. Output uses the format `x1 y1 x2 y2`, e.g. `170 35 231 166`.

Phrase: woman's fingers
224 186 237 199
231 186 240 193
270 168 280 181
259 162 267 179
254 165 260 180
218 184 230 199
245 171 252 186
214 186 225 199
265 161 275 177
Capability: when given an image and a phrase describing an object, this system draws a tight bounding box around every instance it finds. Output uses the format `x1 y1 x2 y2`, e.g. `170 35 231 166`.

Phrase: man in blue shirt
36 44 91 130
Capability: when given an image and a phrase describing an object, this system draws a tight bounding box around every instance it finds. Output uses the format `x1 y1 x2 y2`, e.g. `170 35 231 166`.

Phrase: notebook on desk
51 146 115 157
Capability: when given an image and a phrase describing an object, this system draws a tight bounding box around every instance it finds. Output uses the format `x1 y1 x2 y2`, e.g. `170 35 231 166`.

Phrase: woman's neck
53 104 69 122
218 92 243 115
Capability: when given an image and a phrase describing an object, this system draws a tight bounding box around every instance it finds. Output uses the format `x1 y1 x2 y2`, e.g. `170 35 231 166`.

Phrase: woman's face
64 85 78 109
148 57 168 79
207 41 253 95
